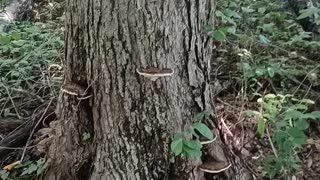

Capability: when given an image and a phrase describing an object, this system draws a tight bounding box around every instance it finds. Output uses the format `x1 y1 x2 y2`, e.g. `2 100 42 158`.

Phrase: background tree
42 0 249 179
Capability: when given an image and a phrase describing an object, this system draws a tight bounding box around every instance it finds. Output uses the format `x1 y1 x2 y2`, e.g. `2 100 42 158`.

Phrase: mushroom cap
198 161 231 173
61 83 87 96
136 67 174 77
200 135 217 145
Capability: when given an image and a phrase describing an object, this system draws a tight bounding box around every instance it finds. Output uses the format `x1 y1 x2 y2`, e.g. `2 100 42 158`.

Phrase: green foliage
297 3 320 26
0 22 63 117
0 158 48 180
244 94 320 178
170 112 214 158
211 0 320 94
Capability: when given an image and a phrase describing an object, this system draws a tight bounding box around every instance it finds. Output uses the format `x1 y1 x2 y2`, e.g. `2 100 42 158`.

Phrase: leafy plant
0 22 63 117
170 112 214 158
244 94 320 178
0 158 48 180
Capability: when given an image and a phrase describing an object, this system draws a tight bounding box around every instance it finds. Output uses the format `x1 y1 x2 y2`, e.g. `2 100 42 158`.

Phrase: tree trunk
42 0 251 180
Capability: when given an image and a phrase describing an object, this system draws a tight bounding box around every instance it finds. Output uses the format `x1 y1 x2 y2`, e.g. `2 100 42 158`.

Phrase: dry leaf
3 161 21 171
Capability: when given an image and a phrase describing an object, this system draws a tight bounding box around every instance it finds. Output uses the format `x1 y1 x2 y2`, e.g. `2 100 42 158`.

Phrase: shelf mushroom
60 83 91 99
199 135 217 145
198 161 231 174
136 67 174 81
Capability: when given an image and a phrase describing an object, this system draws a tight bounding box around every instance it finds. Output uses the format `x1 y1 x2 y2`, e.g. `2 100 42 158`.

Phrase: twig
266 125 278 158
217 98 240 111
20 98 53 162
1 84 22 119
220 117 234 137
0 145 35 150
292 64 320 96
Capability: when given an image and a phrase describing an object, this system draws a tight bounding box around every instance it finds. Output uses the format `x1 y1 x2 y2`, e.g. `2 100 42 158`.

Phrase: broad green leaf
310 111 320 119
257 119 266 136
273 131 287 144
183 146 202 158
184 140 202 150
288 128 306 139
283 139 294 150
297 7 320 20
302 111 320 120
284 110 303 120
0 36 11 45
211 30 226 42
11 32 21 40
170 137 183 156
192 122 213 140
215 10 225 18
295 119 309 130
294 104 308 110
292 137 306 147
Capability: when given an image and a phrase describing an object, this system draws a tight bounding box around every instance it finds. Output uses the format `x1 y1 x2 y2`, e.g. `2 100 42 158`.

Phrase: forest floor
0 0 319 180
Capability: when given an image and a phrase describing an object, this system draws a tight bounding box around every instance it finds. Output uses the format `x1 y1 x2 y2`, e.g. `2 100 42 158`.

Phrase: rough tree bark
42 0 250 180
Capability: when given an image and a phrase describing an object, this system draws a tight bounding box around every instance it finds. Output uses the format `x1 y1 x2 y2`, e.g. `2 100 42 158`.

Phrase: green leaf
215 10 225 18
295 119 309 130
0 170 9 179
310 111 320 119
183 146 202 158
211 30 226 42
273 131 287 145
192 112 211 122
297 7 320 20
242 110 261 117
295 104 308 111
259 35 271 44
11 32 21 40
264 94 276 99
283 139 294 150
300 99 315 104
192 122 213 140
184 140 202 150
37 161 48 175
257 119 266 136
170 137 183 156
241 7 255 13
267 67 275 78
284 110 304 120
302 111 320 120
288 128 306 139
0 36 11 45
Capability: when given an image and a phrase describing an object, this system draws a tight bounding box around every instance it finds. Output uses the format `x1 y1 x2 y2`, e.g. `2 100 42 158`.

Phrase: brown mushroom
198 161 231 173
136 67 174 81
199 135 217 145
60 83 87 96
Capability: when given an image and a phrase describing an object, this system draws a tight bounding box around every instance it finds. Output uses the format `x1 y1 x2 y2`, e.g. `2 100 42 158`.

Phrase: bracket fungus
60 83 91 99
198 161 231 174
200 135 217 145
136 67 174 81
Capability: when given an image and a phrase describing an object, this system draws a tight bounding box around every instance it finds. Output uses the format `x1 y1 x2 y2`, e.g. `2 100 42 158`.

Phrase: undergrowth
211 0 320 179
0 21 63 180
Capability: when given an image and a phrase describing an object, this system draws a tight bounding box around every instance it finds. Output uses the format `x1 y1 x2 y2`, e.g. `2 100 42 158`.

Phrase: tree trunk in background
42 0 250 180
